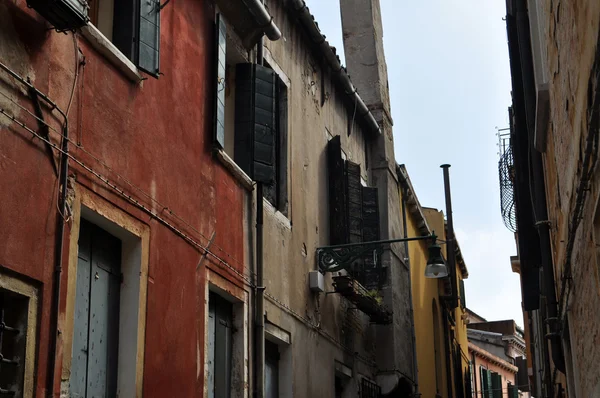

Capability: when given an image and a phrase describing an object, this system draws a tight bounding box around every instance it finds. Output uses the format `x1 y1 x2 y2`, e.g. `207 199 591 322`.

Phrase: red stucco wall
0 0 246 396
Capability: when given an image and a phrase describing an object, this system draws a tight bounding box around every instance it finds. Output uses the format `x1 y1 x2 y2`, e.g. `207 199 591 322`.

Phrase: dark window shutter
487 370 494 398
137 0 160 76
360 186 382 289
214 14 227 148
346 161 363 244
234 63 277 184
327 136 348 245
480 367 489 396
491 372 502 398
459 279 466 308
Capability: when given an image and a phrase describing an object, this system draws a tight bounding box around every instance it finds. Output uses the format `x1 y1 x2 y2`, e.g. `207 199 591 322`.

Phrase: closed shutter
137 0 160 75
464 364 473 398
234 63 277 184
360 186 381 289
486 370 493 398
327 136 349 245
508 383 519 398
211 293 233 398
346 161 363 244
480 367 489 397
214 14 227 148
459 279 466 308
491 372 502 398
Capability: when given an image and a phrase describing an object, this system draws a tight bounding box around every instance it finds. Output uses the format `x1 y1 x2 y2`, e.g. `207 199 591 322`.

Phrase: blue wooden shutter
327 135 349 245
234 63 277 183
214 14 227 148
138 0 160 75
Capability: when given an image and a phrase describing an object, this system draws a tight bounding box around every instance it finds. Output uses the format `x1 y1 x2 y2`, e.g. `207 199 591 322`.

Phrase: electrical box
27 0 89 32
309 270 324 293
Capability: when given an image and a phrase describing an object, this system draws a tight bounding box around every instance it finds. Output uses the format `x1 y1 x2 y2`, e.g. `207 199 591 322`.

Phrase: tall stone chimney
340 1 416 395
340 0 391 124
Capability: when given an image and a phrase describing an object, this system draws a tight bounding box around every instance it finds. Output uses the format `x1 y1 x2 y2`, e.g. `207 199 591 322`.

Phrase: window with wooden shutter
480 367 489 397
208 293 233 398
507 383 519 398
346 161 363 244
137 0 160 75
214 13 227 148
491 372 502 398
359 186 382 290
486 370 494 398
234 63 277 184
327 136 349 245
459 279 466 308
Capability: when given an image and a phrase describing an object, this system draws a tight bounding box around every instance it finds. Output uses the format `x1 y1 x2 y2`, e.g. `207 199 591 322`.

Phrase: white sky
304 0 523 326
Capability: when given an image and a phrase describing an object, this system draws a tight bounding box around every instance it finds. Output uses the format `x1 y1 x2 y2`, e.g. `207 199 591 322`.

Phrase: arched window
432 299 443 395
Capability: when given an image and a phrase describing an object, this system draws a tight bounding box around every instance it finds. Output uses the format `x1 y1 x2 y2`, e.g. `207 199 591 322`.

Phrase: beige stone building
502 0 600 396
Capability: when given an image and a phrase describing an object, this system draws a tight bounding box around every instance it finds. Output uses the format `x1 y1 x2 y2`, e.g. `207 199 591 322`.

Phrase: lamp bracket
317 234 437 273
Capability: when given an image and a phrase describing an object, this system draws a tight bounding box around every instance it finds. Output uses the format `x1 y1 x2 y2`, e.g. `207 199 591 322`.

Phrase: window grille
360 378 381 398
0 289 27 396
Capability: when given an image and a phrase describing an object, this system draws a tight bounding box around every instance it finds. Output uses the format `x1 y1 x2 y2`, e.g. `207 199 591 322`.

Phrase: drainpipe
401 186 419 396
0 61 70 396
254 25 265 398
242 0 281 41
442 306 454 398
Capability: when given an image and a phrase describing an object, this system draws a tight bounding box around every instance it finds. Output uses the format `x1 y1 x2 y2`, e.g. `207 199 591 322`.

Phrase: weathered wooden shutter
346 161 363 244
459 279 466 308
214 14 227 148
480 367 489 397
137 0 160 75
234 63 277 183
211 293 232 398
491 372 502 398
360 186 381 289
327 136 349 245
508 384 519 398
487 370 494 398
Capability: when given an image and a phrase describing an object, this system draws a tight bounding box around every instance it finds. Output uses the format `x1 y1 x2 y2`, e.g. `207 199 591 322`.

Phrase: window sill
264 199 291 230
80 24 143 83
216 149 254 191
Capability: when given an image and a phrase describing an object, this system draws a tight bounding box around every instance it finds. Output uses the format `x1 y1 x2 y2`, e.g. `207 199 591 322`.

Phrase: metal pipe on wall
254 25 265 398
0 60 70 396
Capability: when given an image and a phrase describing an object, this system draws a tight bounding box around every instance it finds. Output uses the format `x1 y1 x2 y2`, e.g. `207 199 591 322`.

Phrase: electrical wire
0 106 256 286
0 89 250 274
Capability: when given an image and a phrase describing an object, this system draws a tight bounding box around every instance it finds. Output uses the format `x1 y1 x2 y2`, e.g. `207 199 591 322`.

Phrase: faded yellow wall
409 206 470 397
407 204 447 398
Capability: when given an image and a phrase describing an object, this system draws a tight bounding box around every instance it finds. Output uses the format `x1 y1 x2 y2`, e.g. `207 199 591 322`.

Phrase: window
265 340 279 398
326 135 382 288
207 293 233 398
459 279 466 308
360 378 381 398
507 382 519 398
0 276 38 398
87 0 160 75
70 220 122 397
214 14 289 214
432 300 443 395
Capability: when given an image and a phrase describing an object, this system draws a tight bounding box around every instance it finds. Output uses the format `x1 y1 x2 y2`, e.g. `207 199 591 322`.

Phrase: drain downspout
254 24 266 398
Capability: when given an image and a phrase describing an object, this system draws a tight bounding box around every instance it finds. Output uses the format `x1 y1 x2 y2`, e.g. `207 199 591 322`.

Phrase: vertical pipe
401 186 419 395
441 164 458 308
254 25 265 398
49 124 69 395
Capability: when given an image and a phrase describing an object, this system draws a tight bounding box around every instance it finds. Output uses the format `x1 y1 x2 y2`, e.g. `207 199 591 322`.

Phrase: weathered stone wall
540 0 600 396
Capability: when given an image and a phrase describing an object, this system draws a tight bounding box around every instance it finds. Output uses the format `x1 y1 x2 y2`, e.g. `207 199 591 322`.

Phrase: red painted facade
0 0 246 396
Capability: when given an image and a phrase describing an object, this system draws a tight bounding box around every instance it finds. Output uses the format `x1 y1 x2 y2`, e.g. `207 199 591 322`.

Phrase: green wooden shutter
234 63 277 184
508 383 519 398
459 279 466 308
214 14 227 148
491 372 502 398
327 136 349 245
487 370 494 398
138 0 160 75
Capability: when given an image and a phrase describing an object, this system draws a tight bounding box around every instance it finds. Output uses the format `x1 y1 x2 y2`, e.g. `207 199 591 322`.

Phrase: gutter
287 0 380 136
242 0 282 41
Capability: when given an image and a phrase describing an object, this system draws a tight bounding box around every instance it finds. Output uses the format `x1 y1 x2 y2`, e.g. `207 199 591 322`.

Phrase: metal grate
498 132 517 232
0 290 25 396
360 378 381 398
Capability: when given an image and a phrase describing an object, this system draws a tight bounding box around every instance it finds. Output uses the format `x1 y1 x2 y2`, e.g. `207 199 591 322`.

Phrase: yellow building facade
398 165 470 398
